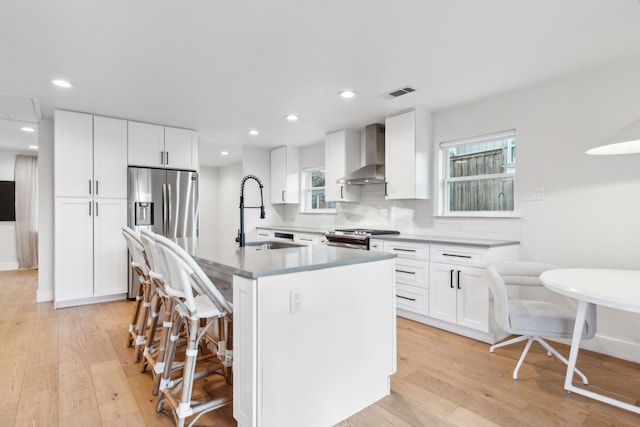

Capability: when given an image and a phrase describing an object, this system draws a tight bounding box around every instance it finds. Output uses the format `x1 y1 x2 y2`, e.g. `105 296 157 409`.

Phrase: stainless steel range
325 228 400 250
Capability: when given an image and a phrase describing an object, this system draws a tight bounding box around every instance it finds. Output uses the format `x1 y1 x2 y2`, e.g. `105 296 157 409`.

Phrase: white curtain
14 155 38 269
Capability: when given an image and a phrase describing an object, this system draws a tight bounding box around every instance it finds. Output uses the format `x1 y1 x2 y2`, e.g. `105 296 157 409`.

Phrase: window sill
434 213 521 219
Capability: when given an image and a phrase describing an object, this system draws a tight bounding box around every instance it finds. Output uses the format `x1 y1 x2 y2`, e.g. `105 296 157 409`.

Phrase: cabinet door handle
385 182 388 197
394 248 416 253
89 180 92 195
165 151 169 165
88 201 92 216
396 269 416 275
396 295 416 302
457 270 461 289
95 180 99 195
443 253 472 259
340 185 344 199
160 151 165 165
95 201 99 217
300 238 313 242
450 269 454 288
281 190 285 202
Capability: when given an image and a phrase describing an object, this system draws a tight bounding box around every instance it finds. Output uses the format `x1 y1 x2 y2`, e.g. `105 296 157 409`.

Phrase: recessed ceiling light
285 114 299 121
52 79 72 88
220 151 229 156
28 145 39 150
339 90 356 99
249 129 259 136
21 126 36 132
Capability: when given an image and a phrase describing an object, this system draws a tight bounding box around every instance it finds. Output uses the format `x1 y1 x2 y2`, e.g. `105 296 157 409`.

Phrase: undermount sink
245 241 304 250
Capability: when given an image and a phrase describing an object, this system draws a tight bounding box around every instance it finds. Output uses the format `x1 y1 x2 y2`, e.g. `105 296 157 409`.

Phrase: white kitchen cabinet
93 198 128 297
293 233 323 245
128 121 199 171
55 109 128 307
325 129 361 202
429 262 488 332
94 116 128 198
384 110 431 200
54 198 127 307
55 111 128 199
369 239 384 252
164 127 199 170
383 240 430 317
270 146 300 204
54 198 94 302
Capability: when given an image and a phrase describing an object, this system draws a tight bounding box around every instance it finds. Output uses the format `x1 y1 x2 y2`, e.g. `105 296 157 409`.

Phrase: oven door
325 240 368 250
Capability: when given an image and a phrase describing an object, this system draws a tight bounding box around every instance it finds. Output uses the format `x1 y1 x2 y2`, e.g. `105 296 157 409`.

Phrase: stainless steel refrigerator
127 166 199 298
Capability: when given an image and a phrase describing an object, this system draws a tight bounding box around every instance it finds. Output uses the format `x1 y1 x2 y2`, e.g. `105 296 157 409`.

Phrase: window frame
439 130 517 217
300 166 336 214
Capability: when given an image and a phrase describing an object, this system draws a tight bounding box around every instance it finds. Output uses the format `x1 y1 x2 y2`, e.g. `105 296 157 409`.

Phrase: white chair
153 234 233 427
121 226 152 363
138 228 177 395
486 261 597 382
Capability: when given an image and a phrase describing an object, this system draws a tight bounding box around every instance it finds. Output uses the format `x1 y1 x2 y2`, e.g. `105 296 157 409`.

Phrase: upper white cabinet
55 110 127 199
270 146 300 204
384 110 431 200
325 129 361 202
128 121 199 171
164 127 199 170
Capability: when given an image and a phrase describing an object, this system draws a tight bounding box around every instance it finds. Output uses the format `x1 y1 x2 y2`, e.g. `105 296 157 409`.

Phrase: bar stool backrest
122 226 149 276
154 234 232 316
139 229 170 286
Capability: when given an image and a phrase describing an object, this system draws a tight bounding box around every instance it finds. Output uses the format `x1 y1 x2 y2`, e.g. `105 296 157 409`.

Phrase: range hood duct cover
338 123 385 185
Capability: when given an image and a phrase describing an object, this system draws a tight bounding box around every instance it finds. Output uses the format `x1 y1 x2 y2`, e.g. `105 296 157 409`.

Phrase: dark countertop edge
370 234 520 248
194 252 397 280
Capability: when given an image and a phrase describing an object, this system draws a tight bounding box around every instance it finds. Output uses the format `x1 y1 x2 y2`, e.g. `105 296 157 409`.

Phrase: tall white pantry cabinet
54 110 128 308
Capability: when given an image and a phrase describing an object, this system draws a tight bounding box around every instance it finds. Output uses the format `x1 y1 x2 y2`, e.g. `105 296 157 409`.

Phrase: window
301 167 336 213
440 130 516 215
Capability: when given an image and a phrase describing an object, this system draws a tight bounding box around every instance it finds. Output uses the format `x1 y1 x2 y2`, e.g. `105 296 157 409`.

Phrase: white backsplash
279 184 521 241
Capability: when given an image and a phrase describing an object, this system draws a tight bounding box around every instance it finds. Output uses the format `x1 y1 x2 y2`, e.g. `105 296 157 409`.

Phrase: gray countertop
194 242 396 280
370 234 519 248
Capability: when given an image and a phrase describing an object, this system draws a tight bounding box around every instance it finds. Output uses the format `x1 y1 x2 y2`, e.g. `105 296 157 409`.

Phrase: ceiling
1 0 640 166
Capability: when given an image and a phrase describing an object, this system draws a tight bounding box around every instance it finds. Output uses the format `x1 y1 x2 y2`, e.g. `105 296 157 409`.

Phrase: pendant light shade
586 118 640 155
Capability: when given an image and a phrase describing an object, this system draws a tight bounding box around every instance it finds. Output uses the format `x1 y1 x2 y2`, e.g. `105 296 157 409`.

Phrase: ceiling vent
379 86 416 100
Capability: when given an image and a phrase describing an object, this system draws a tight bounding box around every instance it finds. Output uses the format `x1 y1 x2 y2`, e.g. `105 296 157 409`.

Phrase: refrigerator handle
162 183 168 235
166 183 172 234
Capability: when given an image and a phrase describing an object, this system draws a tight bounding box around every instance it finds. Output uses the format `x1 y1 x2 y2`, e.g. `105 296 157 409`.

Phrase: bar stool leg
141 288 164 373
127 273 145 348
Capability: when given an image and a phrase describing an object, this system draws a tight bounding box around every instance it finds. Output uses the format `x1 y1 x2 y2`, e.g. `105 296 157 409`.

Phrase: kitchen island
194 243 397 427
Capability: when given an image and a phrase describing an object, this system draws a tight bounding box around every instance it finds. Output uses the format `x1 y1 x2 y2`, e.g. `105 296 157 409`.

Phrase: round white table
540 268 640 414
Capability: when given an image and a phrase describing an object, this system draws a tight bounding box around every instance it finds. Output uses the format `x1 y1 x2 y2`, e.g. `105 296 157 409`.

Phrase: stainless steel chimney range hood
338 123 385 185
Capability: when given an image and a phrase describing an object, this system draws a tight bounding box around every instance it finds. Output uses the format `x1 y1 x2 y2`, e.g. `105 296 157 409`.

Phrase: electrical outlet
525 187 546 201
290 287 303 313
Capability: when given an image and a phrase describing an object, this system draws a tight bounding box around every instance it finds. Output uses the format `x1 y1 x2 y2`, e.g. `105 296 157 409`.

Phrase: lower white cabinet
383 239 518 343
54 198 128 307
293 233 323 245
429 262 488 332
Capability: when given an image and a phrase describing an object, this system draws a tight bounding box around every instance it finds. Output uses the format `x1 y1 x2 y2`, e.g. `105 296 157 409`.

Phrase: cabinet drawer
294 233 321 245
256 228 273 239
369 239 384 252
395 258 428 288
430 245 486 266
384 241 429 260
395 283 428 316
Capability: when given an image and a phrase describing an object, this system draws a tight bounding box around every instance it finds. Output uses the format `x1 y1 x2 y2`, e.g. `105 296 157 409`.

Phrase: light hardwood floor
2 269 640 426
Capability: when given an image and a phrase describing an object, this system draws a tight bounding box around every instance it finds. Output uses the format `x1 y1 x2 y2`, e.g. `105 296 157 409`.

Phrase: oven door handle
325 241 367 250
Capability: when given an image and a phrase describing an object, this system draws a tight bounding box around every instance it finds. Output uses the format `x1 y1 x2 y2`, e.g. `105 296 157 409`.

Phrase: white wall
37 118 54 301
0 148 37 271
199 166 219 246
432 56 640 361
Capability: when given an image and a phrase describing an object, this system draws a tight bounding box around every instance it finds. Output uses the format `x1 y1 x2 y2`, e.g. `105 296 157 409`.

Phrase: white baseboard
552 335 640 365
0 262 19 271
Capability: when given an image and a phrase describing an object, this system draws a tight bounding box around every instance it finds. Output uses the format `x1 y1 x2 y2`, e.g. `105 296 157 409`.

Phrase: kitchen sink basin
245 241 304 250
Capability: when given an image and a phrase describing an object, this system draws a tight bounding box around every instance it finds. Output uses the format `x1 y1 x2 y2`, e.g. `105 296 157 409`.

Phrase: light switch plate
525 187 546 201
